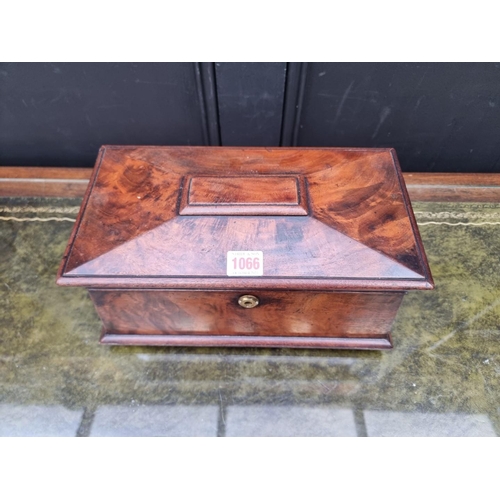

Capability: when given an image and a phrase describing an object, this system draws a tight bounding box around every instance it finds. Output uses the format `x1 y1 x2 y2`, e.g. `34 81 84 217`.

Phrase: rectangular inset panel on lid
179 175 308 216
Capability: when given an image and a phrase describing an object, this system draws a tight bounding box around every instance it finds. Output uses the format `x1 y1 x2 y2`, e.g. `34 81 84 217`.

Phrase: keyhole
238 295 259 309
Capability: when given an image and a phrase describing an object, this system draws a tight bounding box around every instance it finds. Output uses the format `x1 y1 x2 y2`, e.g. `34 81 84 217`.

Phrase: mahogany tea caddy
57 146 433 349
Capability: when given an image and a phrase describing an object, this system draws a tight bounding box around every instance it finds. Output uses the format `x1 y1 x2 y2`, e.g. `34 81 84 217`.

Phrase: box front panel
89 289 403 339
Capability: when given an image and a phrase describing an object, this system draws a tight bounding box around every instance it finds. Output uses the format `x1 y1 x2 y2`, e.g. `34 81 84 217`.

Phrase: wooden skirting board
1 167 500 202
403 173 500 202
0 167 91 198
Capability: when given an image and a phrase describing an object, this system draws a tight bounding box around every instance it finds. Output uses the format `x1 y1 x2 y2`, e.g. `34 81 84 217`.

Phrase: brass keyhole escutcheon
238 294 259 309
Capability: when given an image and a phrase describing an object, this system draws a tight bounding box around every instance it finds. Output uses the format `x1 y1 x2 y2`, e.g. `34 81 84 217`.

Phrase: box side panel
89 289 403 338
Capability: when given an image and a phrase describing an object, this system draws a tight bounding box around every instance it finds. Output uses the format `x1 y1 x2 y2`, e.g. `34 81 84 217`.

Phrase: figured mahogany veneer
57 146 434 349
179 175 308 216
91 289 402 336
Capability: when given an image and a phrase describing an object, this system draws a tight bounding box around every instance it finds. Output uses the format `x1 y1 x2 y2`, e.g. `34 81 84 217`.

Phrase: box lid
57 146 433 291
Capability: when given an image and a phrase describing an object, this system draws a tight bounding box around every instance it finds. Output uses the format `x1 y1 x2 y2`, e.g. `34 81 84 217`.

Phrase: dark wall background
1 62 499 172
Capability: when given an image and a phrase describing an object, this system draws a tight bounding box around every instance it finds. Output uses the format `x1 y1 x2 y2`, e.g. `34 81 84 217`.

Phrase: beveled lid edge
56 275 434 291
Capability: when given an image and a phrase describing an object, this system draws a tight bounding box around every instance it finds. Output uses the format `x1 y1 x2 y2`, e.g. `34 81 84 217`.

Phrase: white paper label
227 251 263 276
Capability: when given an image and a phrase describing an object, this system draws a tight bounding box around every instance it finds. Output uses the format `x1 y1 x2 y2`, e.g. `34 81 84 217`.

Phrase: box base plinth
99 331 393 350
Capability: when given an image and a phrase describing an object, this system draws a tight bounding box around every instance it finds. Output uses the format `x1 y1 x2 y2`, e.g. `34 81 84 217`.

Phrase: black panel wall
215 62 287 146
0 63 212 166
291 63 500 173
1 62 499 172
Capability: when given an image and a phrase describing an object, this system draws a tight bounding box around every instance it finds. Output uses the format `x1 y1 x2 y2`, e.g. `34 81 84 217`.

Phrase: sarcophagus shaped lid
57 146 434 291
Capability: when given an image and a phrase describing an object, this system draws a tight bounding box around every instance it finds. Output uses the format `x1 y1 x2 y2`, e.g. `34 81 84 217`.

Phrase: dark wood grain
90 289 403 338
307 150 423 275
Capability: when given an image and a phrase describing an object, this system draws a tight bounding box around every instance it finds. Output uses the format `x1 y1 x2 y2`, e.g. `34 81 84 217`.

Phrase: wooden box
57 146 433 350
